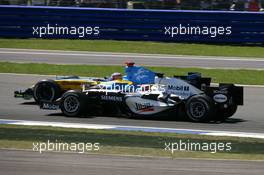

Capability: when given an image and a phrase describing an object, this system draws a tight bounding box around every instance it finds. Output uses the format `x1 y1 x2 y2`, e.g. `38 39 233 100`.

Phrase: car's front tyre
33 79 61 103
60 91 86 117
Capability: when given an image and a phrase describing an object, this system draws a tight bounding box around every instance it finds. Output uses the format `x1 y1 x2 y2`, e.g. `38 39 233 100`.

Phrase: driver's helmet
111 72 123 80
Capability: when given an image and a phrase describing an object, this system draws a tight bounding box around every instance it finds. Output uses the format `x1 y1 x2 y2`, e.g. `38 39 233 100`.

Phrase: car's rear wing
219 83 244 106
205 84 244 106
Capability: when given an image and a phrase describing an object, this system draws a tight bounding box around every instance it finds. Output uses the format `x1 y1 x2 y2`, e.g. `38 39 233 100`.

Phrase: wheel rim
63 96 80 113
190 101 206 118
35 83 55 101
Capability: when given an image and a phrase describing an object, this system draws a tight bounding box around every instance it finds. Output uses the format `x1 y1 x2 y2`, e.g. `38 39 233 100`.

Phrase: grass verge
0 39 264 58
1 62 264 85
0 124 263 160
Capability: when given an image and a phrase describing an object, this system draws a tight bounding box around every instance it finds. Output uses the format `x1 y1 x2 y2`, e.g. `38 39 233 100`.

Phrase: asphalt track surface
1 150 263 175
0 49 263 174
0 48 264 69
0 73 263 133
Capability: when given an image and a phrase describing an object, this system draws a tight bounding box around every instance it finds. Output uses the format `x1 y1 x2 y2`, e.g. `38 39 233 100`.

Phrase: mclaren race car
40 63 244 122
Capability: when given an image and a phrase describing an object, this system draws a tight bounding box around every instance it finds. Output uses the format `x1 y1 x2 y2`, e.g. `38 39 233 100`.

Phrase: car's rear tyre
33 79 61 103
217 105 237 120
60 91 85 117
185 95 214 122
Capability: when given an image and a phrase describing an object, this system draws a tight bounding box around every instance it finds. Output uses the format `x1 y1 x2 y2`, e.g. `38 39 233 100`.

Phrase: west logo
135 102 154 111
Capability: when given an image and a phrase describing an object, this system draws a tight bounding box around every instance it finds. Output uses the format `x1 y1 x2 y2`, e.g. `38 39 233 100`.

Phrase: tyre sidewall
217 105 237 120
61 91 84 117
33 80 61 103
186 95 214 122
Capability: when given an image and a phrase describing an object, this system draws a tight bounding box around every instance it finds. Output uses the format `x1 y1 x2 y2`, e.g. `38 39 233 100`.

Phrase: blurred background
0 0 263 11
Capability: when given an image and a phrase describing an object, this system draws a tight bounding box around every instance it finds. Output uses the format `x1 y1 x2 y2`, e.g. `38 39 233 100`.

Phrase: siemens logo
168 85 190 91
101 95 122 102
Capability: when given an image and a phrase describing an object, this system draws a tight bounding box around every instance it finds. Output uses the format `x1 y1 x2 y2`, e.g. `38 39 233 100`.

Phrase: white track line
1 119 264 139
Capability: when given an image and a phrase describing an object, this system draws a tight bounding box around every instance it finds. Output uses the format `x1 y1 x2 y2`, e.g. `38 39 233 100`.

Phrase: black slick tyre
33 79 61 103
185 94 214 122
217 105 238 121
60 91 86 117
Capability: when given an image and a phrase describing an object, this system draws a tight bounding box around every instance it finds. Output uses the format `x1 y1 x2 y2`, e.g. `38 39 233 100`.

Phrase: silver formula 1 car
40 64 243 122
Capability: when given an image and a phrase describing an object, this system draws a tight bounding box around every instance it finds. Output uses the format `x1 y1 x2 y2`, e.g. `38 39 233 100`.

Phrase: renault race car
14 70 134 103
13 62 158 103
14 76 104 103
40 64 244 122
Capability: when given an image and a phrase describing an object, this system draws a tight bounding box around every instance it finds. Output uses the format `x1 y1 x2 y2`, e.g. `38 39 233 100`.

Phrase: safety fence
0 5 264 43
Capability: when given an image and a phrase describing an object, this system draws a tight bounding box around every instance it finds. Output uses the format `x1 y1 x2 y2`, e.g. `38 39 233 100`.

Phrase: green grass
0 39 264 58
1 62 264 85
0 125 263 160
